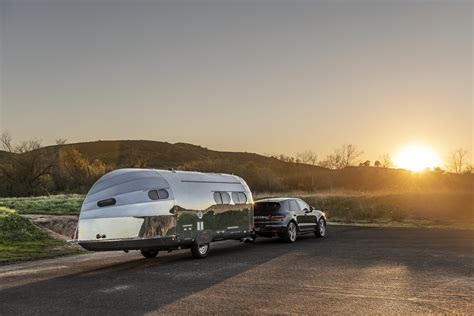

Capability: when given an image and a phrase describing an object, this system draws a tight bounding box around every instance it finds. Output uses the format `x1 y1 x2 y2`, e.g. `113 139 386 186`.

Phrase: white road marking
0 265 68 277
99 285 131 293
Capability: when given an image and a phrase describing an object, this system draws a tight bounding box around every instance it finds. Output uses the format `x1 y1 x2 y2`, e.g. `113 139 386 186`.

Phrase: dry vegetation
1 190 471 229
257 190 473 228
0 137 471 229
0 137 471 197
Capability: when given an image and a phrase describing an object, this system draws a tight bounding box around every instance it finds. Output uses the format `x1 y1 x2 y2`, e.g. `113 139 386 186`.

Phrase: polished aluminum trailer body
77 169 254 252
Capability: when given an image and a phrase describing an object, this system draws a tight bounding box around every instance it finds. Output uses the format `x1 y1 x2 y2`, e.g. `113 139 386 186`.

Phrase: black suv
254 198 326 242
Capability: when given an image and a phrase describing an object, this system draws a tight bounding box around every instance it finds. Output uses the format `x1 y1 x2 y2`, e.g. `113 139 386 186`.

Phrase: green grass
1 190 472 228
0 195 84 215
0 206 16 217
0 209 83 264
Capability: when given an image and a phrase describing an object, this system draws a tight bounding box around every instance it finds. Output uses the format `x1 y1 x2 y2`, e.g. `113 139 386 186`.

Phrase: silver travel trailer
77 168 254 258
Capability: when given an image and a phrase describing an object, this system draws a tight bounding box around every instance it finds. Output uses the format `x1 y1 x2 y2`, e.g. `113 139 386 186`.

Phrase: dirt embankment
22 215 78 240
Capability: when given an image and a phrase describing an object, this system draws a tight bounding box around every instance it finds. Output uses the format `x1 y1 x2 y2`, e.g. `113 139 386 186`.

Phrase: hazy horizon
1 0 472 163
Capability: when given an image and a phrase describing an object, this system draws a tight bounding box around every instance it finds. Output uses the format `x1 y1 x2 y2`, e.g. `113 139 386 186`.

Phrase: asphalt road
0 225 472 315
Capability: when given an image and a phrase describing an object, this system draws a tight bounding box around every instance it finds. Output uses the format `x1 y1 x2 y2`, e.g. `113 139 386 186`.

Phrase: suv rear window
254 202 281 215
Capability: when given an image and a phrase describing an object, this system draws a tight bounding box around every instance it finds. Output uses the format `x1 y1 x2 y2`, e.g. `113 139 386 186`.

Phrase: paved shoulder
1 226 472 315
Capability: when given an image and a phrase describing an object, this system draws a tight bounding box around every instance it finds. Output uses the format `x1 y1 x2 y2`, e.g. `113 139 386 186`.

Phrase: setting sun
394 145 442 172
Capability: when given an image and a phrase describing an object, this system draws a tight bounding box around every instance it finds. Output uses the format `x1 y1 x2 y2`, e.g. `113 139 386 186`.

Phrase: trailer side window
232 192 248 204
97 198 116 207
148 189 169 200
214 192 231 205
157 189 169 199
221 192 231 204
213 192 223 204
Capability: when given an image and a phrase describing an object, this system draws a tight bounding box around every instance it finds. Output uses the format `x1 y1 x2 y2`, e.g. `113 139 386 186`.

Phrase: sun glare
394 145 441 172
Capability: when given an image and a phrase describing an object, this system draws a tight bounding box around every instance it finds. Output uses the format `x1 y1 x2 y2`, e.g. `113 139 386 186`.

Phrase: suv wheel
315 218 326 238
282 222 297 243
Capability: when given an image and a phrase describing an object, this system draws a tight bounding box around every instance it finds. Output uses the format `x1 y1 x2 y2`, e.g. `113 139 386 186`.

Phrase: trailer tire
191 243 210 259
141 249 159 258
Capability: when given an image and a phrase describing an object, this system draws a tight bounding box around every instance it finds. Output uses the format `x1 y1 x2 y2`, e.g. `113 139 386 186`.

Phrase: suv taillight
269 215 285 221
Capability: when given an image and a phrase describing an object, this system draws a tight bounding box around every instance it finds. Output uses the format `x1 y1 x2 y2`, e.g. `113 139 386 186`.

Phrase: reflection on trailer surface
77 168 254 258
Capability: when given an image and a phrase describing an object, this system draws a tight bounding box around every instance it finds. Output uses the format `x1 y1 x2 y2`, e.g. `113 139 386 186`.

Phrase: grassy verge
0 207 83 265
256 191 473 229
0 191 471 229
0 195 84 216
328 220 474 230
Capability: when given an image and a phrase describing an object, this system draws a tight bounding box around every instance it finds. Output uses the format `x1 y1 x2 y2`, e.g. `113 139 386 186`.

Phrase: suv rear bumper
254 224 286 236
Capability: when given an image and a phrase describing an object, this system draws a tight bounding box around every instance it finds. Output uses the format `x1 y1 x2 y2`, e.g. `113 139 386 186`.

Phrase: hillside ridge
0 140 471 196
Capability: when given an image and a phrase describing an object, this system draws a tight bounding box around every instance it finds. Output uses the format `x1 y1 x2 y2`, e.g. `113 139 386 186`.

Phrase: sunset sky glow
1 0 472 165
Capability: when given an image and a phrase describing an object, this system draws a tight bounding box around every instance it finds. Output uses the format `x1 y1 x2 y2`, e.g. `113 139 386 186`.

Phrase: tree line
0 133 112 196
271 145 472 173
0 133 471 197
270 145 392 169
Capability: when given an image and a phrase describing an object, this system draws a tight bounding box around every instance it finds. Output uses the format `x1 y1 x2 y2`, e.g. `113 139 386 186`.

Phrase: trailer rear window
214 192 231 205
148 189 169 200
97 198 116 208
254 202 281 215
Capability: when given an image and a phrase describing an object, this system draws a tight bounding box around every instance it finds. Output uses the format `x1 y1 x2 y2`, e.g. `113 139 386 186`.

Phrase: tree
56 138 67 145
126 150 149 168
381 153 393 168
463 165 473 174
374 160 381 167
447 148 469 174
296 150 318 165
338 144 363 168
318 153 342 170
56 146 111 191
319 144 363 169
0 132 13 152
271 154 296 163
359 160 370 167
433 166 443 173
0 133 52 196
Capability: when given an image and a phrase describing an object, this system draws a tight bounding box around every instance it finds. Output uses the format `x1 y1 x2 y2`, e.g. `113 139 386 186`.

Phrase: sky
0 0 472 163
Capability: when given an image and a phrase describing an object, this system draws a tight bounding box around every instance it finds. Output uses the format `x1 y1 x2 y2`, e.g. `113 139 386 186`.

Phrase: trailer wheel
191 243 210 259
141 249 159 258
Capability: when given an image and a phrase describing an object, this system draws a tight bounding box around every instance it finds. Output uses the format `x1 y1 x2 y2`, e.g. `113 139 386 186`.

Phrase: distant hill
47 140 278 168
0 140 472 196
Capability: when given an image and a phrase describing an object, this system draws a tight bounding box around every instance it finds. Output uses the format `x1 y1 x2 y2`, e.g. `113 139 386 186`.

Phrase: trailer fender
195 230 213 244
